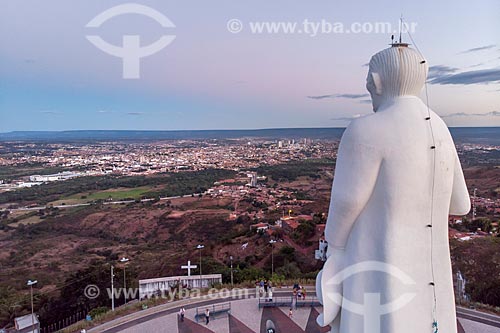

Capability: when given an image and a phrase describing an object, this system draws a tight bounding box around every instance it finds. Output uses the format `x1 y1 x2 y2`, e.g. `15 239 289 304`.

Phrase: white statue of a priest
316 44 471 333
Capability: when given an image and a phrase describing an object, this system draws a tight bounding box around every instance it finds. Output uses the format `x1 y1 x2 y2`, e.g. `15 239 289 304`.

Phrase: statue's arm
449 151 470 215
324 124 383 251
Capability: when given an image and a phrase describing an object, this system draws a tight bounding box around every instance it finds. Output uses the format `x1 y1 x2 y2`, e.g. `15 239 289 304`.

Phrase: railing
258 295 321 308
195 302 231 322
40 310 89 333
456 307 500 328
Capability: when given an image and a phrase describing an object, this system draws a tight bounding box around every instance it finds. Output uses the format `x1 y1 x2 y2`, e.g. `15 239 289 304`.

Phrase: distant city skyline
1 0 499 132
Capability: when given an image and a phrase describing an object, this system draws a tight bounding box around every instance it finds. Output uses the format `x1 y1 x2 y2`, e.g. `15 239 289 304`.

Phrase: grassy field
45 187 155 206
0 164 66 181
68 187 154 201
4 210 43 227
9 214 43 227
0 169 236 206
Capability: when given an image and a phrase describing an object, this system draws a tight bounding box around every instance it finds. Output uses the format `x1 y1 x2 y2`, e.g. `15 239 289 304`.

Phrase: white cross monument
181 260 197 277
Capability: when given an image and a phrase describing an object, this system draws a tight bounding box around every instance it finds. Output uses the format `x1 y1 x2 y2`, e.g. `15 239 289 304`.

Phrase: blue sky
1 0 499 131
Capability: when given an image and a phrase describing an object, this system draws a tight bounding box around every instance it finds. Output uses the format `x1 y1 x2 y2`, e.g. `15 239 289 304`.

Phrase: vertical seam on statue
403 20 439 330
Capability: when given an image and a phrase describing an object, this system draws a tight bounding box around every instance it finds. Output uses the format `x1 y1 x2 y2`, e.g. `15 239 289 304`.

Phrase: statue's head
366 46 428 111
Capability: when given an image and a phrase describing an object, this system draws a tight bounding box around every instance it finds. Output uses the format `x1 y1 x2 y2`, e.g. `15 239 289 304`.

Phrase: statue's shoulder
428 110 455 141
344 114 383 144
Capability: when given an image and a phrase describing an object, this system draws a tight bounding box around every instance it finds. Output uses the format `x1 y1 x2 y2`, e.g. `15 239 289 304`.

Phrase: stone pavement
459 318 500 333
90 289 500 333
115 303 500 333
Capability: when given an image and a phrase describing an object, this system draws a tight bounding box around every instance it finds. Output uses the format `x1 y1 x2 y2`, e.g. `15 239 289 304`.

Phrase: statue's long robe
322 96 470 333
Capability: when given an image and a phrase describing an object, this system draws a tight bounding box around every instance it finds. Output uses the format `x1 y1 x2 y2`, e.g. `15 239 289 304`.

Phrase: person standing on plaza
179 307 185 322
205 308 210 325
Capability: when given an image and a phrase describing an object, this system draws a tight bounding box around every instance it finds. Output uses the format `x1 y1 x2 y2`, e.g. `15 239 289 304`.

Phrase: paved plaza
110 297 499 333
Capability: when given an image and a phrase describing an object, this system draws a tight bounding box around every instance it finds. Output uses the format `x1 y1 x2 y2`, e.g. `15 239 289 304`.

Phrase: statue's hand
316 249 345 327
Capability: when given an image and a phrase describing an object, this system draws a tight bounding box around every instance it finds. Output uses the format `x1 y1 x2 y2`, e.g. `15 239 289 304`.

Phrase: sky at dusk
1 0 499 132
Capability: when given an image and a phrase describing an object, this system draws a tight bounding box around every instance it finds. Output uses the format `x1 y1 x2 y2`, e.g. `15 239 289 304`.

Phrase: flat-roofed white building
14 314 39 333
139 274 222 300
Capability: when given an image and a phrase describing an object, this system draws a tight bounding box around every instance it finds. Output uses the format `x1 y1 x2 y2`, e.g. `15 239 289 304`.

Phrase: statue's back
318 45 470 333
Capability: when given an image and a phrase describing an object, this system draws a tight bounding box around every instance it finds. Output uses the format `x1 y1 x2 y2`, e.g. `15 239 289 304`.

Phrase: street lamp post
472 187 477 221
27 280 37 333
197 244 204 288
229 256 234 288
269 240 277 278
119 257 130 305
110 265 115 311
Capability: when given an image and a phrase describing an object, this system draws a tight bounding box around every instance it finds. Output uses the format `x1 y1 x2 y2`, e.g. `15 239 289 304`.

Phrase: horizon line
2 125 500 134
